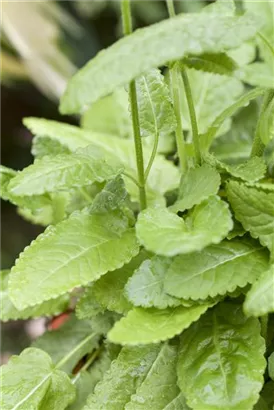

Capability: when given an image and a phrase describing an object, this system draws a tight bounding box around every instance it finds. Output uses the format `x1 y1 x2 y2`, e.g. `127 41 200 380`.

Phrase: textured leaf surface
164 239 269 300
227 181 274 251
8 149 121 196
0 270 69 322
125 256 181 309
237 62 274 88
163 393 191 410
32 315 99 373
0 348 75 410
205 154 266 182
32 136 70 159
60 12 259 114
183 52 237 75
180 68 243 135
108 305 209 345
136 68 176 138
9 210 139 309
244 265 274 317
90 175 127 214
68 371 95 410
177 303 266 410
76 286 105 320
0 165 17 200
136 196 232 256
170 165 221 213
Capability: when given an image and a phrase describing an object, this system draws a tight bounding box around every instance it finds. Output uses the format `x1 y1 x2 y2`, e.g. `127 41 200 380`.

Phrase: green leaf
177 303 266 410
136 196 232 256
260 94 274 145
0 348 75 410
205 154 266 182
201 0 235 16
9 210 139 309
0 165 17 200
90 175 127 214
180 68 243 136
68 371 95 410
227 41 256 67
32 136 70 158
170 164 221 213
32 315 99 373
125 256 181 309
183 52 238 76
0 270 69 322
23 118 180 206
60 12 260 114
8 149 122 197
164 239 269 301
226 181 274 251
237 62 274 88
269 352 274 380
163 393 191 410
76 287 105 320
136 68 176 139
244 265 274 317
107 304 210 345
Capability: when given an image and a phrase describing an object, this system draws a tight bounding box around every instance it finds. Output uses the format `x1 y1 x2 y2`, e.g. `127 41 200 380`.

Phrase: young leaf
183 52 237 76
125 256 181 309
136 196 232 256
76 286 105 320
0 270 69 322
227 181 274 252
0 348 75 410
32 315 99 373
60 12 259 114
8 149 122 197
244 265 274 317
237 62 274 88
170 164 221 213
164 239 269 300
204 154 266 182
0 165 17 200
177 303 266 410
90 175 127 214
32 136 70 159
136 68 176 138
107 304 210 345
9 210 139 309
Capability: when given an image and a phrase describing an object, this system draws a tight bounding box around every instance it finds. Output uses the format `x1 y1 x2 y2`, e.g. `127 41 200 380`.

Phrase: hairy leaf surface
164 239 269 300
108 304 209 345
177 303 266 410
183 52 237 76
9 210 139 309
136 196 232 256
90 176 127 214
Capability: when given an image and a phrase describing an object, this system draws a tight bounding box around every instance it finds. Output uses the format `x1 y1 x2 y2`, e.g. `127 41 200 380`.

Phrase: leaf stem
121 0 147 209
144 132 159 181
166 0 176 17
55 332 96 370
251 90 274 158
122 171 140 187
72 346 103 384
181 66 201 165
258 31 274 58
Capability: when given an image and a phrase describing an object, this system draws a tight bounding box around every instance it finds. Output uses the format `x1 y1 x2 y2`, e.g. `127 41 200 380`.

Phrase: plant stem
251 90 274 158
260 315 268 341
258 31 274 58
166 0 176 17
55 332 96 370
72 346 103 384
121 0 147 209
144 131 159 181
122 171 140 187
181 66 201 165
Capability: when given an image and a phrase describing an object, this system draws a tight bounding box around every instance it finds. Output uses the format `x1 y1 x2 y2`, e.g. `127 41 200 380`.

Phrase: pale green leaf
227 41 256 67
180 68 243 136
227 181 274 251
76 287 105 320
177 303 266 410
164 239 269 300
108 304 210 345
9 210 139 309
0 270 69 322
205 154 266 182
244 265 274 317
90 175 127 214
32 315 99 373
237 62 274 88
68 371 95 410
60 12 259 114
84 344 162 409
8 149 121 197
183 52 237 76
23 118 180 206
260 94 274 145
125 256 181 309
0 348 75 410
163 393 191 410
136 196 232 256
0 165 17 200
125 343 180 410
269 352 274 380
170 164 221 213
32 136 70 158
201 0 235 16
88 311 121 336
136 68 176 138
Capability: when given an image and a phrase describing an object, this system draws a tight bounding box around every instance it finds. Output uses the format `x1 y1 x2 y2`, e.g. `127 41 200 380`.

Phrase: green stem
166 0 176 17
72 346 102 384
181 66 201 165
251 90 274 158
144 132 159 181
258 31 274 58
55 332 96 370
260 315 268 341
121 0 147 209
122 171 140 188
